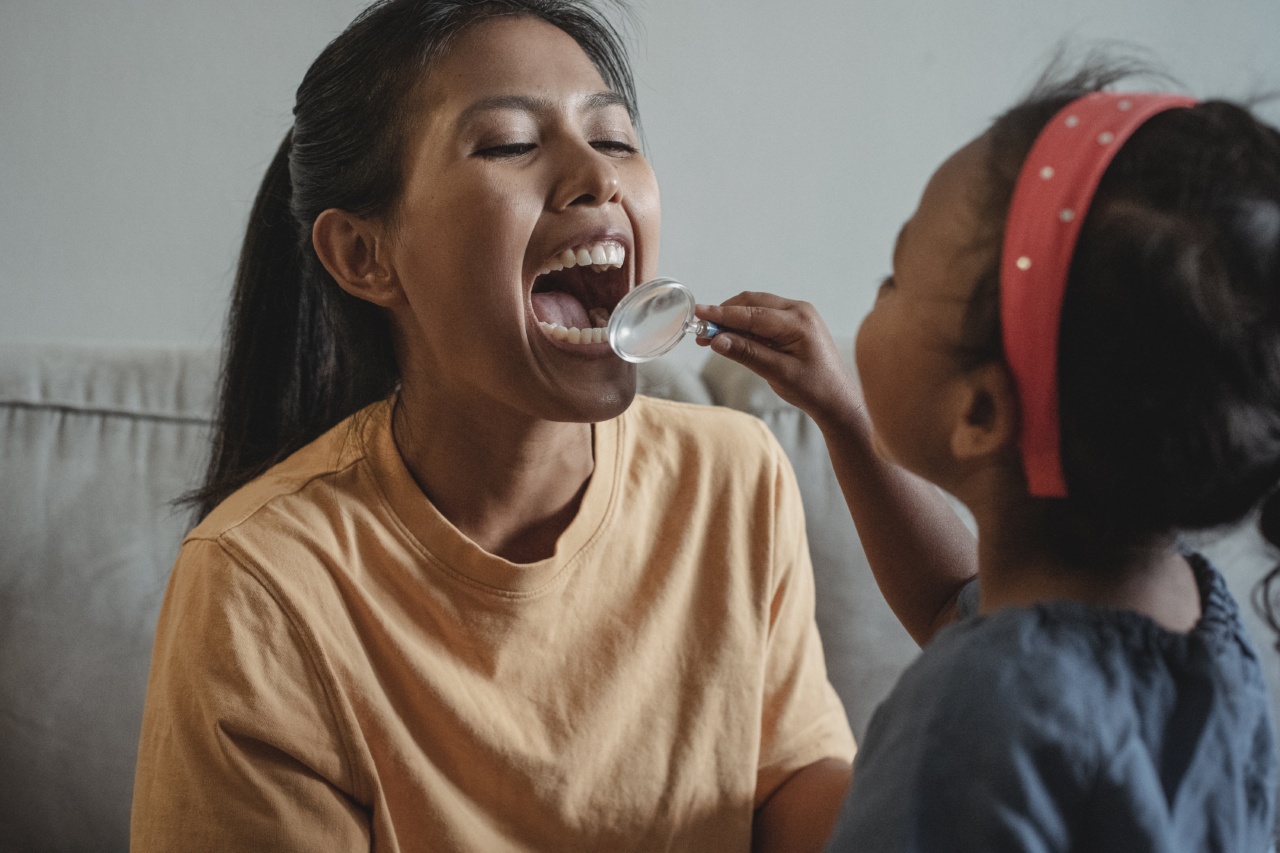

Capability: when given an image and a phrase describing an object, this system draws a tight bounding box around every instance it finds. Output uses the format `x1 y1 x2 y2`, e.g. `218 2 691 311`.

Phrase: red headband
1000 91 1197 497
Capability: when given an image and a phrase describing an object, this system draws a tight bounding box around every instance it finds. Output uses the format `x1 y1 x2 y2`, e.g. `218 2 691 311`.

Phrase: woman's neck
391 382 596 565
967 490 1202 633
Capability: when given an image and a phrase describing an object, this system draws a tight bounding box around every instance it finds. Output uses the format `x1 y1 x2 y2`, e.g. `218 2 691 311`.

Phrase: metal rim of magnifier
607 277 694 363
608 277 692 362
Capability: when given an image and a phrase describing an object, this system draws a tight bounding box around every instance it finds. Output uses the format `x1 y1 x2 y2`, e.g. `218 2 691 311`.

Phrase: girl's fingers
720 291 800 311
696 292 821 348
696 303 802 345
709 331 793 379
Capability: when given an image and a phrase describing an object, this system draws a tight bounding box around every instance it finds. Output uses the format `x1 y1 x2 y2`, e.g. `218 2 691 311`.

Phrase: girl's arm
697 293 976 644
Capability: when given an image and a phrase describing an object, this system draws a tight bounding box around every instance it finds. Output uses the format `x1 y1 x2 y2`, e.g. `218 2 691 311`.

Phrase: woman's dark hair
187 0 638 520
959 55 1280 597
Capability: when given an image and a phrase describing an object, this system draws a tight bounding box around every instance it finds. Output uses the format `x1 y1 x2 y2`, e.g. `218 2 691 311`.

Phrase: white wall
3 0 1279 354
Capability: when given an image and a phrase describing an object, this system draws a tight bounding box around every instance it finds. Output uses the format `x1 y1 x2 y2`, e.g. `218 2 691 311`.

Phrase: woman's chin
542 366 637 424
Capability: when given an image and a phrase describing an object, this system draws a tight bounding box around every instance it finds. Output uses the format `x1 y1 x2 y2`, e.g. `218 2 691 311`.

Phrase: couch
2 340 1277 852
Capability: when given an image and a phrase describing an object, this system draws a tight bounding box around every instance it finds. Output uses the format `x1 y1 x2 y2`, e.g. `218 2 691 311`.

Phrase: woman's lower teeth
539 322 608 345
537 306 610 344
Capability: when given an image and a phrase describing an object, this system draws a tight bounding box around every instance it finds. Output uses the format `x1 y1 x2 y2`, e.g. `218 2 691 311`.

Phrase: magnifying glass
607 277 721 363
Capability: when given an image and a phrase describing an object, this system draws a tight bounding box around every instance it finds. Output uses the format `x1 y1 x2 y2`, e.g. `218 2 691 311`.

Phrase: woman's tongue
532 290 590 328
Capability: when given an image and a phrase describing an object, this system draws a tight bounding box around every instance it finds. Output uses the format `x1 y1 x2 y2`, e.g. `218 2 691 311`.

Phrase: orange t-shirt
131 395 855 852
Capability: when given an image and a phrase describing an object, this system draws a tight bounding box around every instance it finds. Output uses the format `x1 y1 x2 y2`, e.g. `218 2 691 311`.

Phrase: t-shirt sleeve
754 428 857 806
131 537 370 852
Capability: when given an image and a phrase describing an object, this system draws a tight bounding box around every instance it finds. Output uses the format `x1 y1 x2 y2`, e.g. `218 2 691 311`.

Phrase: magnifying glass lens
607 277 717 363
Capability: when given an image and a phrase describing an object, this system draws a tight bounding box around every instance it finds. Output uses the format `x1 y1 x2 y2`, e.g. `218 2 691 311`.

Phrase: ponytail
186 130 397 521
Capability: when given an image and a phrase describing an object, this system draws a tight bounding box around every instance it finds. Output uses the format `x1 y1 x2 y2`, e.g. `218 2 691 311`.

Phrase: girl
130 2 865 850
699 64 1280 850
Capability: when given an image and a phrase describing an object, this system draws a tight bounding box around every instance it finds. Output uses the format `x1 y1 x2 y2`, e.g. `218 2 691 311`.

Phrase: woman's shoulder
188 401 387 546
169 407 392 631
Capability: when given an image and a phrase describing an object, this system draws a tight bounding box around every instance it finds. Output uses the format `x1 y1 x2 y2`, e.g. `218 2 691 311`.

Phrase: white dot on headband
1017 256 1032 271
1065 115 1080 128
1098 131 1116 144
1040 166 1055 180
1118 99 1133 111
1060 208 1075 222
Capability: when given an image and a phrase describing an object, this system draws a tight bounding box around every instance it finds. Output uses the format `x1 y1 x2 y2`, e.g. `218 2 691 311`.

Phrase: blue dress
825 554 1276 852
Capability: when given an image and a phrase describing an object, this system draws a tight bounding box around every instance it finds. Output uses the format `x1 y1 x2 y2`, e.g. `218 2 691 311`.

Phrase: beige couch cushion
0 344 215 853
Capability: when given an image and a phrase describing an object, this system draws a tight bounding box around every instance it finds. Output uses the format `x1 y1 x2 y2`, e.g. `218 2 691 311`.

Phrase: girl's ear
312 208 402 307
949 361 1019 462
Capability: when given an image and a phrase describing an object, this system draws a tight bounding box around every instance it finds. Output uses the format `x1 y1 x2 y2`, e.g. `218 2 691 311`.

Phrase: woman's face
854 134 993 484
383 15 659 424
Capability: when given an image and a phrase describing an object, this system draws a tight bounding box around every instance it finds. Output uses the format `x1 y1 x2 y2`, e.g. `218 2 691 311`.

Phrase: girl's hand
696 292 862 433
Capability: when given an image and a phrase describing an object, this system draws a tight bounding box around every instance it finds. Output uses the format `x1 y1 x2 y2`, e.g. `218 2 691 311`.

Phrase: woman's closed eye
474 142 537 159
474 138 638 160
591 139 638 156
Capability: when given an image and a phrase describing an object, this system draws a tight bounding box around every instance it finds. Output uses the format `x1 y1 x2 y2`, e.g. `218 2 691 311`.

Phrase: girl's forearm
816 409 977 645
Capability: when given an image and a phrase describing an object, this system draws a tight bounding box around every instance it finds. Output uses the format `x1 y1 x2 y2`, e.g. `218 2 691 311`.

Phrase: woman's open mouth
530 240 629 347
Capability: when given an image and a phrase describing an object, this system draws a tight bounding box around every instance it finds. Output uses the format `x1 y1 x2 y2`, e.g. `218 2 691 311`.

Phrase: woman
130 2 866 850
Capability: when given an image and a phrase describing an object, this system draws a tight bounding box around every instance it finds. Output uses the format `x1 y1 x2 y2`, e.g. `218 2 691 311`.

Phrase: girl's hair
959 57 1280 582
188 0 637 520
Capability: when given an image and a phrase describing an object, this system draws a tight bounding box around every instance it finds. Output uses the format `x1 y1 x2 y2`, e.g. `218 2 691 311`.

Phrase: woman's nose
551 144 622 210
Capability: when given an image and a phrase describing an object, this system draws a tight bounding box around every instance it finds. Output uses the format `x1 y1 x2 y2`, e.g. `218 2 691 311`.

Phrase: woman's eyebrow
582 91 630 113
456 91 629 127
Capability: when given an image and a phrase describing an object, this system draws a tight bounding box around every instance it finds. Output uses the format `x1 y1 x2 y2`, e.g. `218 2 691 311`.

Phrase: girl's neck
391 380 596 565
970 496 1202 633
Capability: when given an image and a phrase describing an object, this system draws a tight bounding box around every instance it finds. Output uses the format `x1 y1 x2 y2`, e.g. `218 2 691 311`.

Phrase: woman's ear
949 361 1019 462
312 208 401 307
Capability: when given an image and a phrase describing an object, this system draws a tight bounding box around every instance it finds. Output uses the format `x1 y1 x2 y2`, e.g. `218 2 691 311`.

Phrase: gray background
4 0 1280 358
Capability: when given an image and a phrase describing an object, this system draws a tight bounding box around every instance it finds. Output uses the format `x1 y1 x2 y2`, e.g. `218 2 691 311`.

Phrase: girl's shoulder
844 556 1276 851
939 553 1250 674
892 605 1113 751
882 553 1261 759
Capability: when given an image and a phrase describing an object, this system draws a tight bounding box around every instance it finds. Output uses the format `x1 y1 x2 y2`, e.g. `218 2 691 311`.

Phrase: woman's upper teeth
541 241 625 274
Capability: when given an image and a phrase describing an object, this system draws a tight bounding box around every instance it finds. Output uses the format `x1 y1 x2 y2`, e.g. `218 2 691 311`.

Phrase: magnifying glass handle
688 318 721 339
